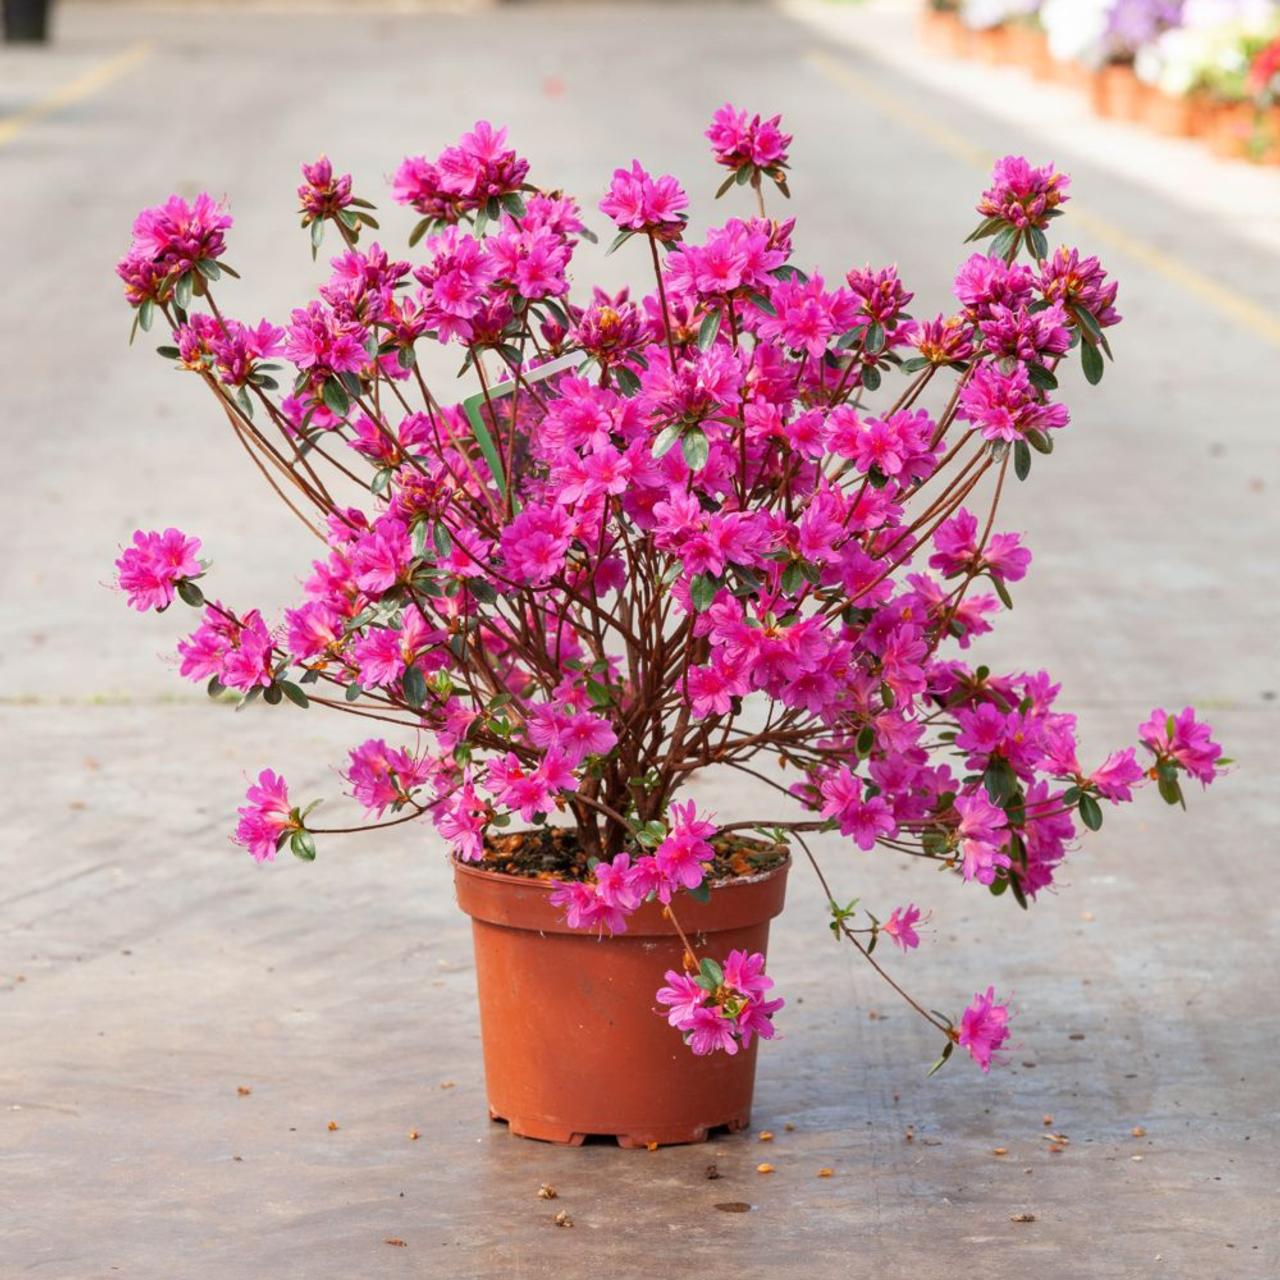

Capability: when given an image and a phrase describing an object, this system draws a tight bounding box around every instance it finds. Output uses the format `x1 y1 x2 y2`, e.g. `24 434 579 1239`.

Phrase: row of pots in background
919 8 1280 165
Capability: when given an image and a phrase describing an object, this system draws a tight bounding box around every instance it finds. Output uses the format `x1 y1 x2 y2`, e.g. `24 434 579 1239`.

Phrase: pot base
490 1107 751 1149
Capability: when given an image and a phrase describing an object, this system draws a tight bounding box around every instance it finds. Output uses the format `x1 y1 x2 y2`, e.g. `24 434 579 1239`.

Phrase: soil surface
479 826 791 885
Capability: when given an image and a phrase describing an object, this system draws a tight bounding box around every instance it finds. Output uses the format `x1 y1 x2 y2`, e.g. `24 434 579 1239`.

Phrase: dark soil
479 825 790 884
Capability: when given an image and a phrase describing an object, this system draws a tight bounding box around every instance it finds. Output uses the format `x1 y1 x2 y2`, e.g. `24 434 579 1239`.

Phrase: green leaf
290 829 317 862
697 307 722 351
983 758 1017 804
606 229 634 256
991 575 1014 610
926 1039 955 1077
1078 792 1104 831
195 258 221 282
652 423 681 460
402 665 427 709
1026 428 1054 455
613 364 641 397
690 573 718 612
262 684 283 706
990 225 1019 262
861 363 881 392
864 322 885 355
1026 363 1058 392
173 272 193 311
1027 226 1049 261
501 192 527 218
344 682 363 703
467 577 497 604
1081 341 1105 386
681 428 709 472
1013 439 1032 482
433 523 453 557
322 378 350 417
698 957 724 990
138 299 155 333
278 680 310 709
309 218 325 254
408 216 433 248
714 171 737 199
686 880 711 904
176 579 204 608
206 676 225 699
856 725 875 758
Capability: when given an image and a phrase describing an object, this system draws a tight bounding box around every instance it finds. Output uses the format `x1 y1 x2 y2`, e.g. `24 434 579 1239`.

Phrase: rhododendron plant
112 110 1223 1075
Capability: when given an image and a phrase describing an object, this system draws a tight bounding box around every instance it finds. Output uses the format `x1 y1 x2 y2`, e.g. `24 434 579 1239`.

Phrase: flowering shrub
113 111 1223 1075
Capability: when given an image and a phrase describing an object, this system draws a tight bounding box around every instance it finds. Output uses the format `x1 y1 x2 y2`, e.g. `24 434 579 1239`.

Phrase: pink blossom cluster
656 949 784 1055
705 103 792 173
114 109 1224 1074
392 121 530 227
298 156 353 220
114 528 202 612
115 193 232 306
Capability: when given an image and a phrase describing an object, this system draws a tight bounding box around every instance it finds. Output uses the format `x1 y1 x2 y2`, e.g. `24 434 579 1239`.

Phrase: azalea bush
113 109 1223 1075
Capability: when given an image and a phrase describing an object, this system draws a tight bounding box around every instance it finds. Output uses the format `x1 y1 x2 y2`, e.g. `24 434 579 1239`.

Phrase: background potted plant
112 110 1223 1147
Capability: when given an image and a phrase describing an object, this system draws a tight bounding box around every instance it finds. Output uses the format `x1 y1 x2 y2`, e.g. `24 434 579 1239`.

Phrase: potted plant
920 0 971 58
112 113 1223 1147
1095 0 1186 121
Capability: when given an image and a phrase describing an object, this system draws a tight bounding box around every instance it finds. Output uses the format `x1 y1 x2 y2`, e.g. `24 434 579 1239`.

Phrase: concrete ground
2 2 1278 1276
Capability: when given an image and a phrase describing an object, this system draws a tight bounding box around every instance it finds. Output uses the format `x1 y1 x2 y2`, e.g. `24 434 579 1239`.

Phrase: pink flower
977 155 1070 231
882 904 922 952
653 800 717 894
119 193 231 299
432 771 487 862
819 768 897 850
655 971 706 1026
297 155 353 219
957 986 1011 1072
954 791 1011 885
958 363 1069 443
1138 707 1222 785
233 769 296 863
1040 247 1120 328
284 301 368 377
705 103 792 171
1090 748 1145 803
599 161 688 236
115 528 201 612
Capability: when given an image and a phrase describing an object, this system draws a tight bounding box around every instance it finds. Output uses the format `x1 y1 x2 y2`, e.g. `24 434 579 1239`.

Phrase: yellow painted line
0 40 154 149
807 48 1280 349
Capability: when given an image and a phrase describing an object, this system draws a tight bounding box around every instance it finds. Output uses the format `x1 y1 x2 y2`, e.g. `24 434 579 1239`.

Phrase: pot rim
453 848 791 937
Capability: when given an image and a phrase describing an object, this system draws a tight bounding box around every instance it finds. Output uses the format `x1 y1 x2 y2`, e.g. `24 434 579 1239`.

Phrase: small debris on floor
756 1162 775 1174
645 1141 659 1152
232 1155 242 1162
993 1147 1009 1157
439 1081 456 1090
385 1238 407 1248
1010 1212 1036 1223
1132 1155 1145 1162
757 1131 774 1142
784 1123 796 1132
1068 1033 1086 1041
817 1168 834 1178
1043 1133 1070 1146
327 1121 339 1131
904 1126 915 1143
715 1202 753 1213
1131 1126 1147 1138
1048 1144 1064 1155
553 1210 573 1228
1042 1115 1053 1126
236 1086 251 1097
704 1163 721 1180
537 1183 557 1200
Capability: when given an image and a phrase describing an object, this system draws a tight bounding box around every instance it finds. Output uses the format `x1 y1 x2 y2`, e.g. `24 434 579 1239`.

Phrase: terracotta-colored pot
454 853 790 1147
1004 23 1049 77
1259 106 1280 166
972 25 1010 66
1096 63 1145 122
1205 100 1256 160
1142 87 1198 137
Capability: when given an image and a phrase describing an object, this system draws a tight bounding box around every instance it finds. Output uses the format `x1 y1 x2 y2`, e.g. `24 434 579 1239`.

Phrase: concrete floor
2 2 1278 1276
